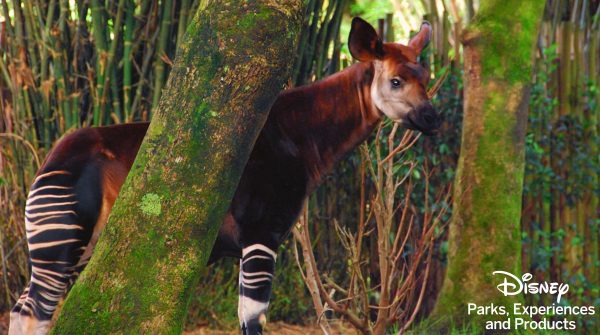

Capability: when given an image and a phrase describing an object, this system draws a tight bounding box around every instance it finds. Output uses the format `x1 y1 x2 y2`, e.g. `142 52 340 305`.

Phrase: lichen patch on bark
140 193 162 217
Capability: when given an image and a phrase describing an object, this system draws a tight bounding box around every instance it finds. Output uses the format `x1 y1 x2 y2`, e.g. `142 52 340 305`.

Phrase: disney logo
492 271 569 303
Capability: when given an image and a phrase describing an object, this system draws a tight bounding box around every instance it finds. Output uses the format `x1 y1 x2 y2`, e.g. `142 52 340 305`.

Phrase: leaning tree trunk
50 1 303 333
431 0 544 329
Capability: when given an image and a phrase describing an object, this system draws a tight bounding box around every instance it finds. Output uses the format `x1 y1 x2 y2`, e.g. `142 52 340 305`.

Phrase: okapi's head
349 17 440 135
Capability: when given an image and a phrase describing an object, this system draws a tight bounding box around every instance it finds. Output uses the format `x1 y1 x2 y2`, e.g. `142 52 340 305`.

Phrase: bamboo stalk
298 0 322 85
101 0 126 123
11 0 25 53
559 20 572 116
90 0 109 126
39 0 57 147
292 0 316 84
176 0 192 46
327 0 345 76
21 0 40 76
55 0 72 131
131 20 159 121
1 0 14 42
122 0 135 120
313 0 335 79
151 0 173 111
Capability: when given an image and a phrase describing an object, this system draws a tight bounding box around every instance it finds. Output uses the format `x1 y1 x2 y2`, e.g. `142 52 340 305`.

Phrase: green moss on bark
470 1 544 84
50 1 304 333
431 0 544 329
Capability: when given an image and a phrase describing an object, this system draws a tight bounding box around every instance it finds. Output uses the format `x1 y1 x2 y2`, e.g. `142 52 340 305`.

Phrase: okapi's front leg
238 244 277 335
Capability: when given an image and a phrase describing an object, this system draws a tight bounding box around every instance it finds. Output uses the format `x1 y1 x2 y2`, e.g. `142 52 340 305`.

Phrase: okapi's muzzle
406 102 441 136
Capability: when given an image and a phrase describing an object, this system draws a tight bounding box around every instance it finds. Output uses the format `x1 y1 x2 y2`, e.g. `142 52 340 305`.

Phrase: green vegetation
0 0 598 333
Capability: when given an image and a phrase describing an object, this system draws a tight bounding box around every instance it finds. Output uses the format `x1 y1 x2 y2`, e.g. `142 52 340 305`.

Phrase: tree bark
431 0 544 328
50 1 303 333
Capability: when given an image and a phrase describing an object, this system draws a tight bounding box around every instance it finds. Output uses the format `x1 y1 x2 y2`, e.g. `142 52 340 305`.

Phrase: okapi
10 18 439 335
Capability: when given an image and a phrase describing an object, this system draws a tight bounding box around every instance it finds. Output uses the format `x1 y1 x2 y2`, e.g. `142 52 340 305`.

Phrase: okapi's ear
349 17 384 62
408 21 432 54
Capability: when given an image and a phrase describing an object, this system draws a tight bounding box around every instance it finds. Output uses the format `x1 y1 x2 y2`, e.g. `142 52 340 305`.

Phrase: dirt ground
0 312 352 335
183 322 327 335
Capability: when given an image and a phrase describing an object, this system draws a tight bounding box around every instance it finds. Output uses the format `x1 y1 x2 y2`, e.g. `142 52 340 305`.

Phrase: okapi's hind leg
238 244 277 335
9 168 99 335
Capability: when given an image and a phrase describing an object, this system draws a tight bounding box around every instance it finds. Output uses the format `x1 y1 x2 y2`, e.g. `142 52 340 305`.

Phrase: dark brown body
38 61 381 265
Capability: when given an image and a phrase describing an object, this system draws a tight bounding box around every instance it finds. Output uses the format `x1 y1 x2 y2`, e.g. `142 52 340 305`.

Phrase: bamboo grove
0 0 599 333
522 0 599 318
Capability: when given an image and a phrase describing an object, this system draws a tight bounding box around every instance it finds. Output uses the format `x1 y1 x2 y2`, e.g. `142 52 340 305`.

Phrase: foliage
349 0 393 23
1 0 598 332
522 42 599 331
186 241 312 330
295 118 451 334
187 258 240 330
269 243 313 324
292 0 347 85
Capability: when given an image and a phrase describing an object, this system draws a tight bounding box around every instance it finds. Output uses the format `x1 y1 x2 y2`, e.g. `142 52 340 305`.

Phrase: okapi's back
38 122 149 176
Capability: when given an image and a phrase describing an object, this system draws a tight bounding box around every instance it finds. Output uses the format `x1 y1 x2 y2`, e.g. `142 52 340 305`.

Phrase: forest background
0 0 598 333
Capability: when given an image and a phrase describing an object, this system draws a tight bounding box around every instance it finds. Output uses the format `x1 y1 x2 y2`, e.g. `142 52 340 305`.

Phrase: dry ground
0 312 360 335
183 322 326 335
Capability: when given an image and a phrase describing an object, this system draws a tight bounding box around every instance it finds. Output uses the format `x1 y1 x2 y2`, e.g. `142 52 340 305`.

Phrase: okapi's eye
391 78 402 88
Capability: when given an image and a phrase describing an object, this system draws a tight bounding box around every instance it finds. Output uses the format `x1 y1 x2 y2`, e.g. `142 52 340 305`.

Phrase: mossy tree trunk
50 1 303 333
431 0 544 329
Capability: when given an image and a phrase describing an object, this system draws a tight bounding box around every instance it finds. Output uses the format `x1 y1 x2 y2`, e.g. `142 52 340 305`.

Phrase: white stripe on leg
238 244 277 333
241 244 277 260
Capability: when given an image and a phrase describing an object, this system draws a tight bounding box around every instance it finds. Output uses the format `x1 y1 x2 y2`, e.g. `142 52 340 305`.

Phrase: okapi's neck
270 62 382 189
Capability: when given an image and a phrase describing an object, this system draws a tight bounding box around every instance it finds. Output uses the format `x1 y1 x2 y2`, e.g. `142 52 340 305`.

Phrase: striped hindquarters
12 169 94 323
